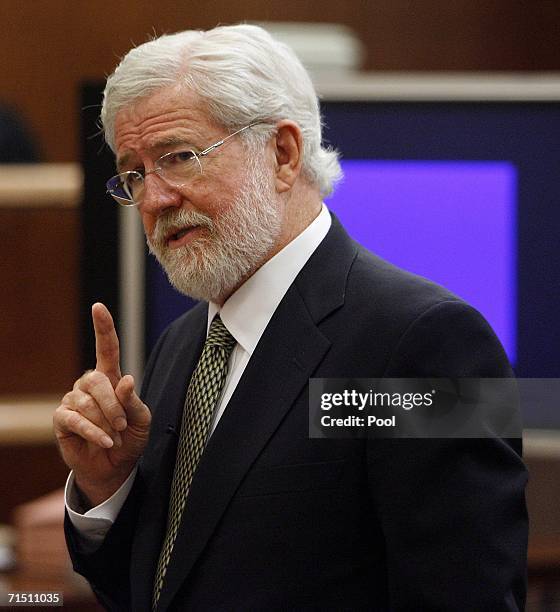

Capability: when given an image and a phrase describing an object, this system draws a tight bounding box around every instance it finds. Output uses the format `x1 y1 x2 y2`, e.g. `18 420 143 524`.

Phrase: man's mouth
169 226 191 241
165 225 203 249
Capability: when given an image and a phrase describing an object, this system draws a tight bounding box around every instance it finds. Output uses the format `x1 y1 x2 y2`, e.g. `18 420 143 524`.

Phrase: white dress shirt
66 204 331 547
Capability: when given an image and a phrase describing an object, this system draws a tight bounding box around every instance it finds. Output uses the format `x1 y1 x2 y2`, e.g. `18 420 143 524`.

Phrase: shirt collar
207 204 331 354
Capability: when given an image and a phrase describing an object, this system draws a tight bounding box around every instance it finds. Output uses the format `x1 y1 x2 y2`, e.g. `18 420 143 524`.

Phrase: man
55 24 528 611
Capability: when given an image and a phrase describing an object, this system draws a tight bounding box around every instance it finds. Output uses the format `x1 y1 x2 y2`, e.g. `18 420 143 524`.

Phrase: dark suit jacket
66 215 528 611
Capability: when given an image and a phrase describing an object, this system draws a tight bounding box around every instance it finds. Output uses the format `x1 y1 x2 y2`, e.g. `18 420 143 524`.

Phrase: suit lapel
155 215 358 610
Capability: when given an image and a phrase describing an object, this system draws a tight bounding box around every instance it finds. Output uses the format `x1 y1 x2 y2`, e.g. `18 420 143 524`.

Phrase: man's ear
272 120 303 193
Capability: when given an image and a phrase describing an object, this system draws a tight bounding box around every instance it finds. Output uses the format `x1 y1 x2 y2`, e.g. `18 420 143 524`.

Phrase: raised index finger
92 302 122 387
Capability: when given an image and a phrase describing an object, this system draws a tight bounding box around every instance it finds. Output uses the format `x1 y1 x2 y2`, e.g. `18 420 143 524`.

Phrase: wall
0 165 81 394
2 1 560 162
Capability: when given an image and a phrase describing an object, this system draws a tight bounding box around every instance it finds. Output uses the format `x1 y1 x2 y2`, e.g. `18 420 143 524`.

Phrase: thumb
115 375 151 430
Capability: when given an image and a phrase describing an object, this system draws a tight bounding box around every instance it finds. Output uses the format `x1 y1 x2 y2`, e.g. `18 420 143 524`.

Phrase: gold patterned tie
152 315 236 609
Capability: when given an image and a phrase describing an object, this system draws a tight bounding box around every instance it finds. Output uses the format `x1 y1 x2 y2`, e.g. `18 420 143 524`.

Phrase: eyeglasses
106 123 260 206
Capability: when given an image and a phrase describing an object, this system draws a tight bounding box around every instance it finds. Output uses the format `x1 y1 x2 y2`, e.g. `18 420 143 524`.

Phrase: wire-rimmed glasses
106 122 260 206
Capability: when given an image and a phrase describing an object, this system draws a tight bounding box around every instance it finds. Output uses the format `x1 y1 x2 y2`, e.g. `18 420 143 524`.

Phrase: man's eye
168 150 196 164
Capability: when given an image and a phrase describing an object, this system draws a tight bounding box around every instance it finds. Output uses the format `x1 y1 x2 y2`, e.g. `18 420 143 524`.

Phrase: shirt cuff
64 467 137 550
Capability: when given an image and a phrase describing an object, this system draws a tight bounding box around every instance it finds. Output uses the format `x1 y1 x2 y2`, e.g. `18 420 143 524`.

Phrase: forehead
114 86 217 166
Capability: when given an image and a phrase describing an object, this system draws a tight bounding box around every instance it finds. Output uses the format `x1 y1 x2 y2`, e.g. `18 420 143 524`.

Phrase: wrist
74 469 134 508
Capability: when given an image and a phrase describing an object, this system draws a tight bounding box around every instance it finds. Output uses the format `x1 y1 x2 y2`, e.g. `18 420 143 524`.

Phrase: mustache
148 208 214 249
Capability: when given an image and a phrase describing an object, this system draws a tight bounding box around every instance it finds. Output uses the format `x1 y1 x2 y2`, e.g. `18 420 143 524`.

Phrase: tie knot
206 315 236 351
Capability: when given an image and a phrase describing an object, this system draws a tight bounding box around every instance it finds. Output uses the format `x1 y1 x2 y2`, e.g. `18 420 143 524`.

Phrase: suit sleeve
64 475 144 611
64 325 172 612
367 300 528 611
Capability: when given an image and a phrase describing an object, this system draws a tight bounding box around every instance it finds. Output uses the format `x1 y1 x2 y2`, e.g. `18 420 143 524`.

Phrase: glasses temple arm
198 123 260 157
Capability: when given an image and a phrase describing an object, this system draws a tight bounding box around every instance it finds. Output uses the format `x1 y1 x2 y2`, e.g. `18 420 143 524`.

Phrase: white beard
146 158 283 303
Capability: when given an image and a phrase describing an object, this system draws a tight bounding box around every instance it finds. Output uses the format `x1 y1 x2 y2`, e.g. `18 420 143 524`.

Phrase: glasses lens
106 171 143 206
159 150 202 185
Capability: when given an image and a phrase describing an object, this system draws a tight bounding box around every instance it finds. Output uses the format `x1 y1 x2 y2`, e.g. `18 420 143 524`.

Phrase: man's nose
139 173 182 216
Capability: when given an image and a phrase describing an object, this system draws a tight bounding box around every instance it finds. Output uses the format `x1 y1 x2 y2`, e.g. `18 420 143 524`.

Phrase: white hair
101 24 342 197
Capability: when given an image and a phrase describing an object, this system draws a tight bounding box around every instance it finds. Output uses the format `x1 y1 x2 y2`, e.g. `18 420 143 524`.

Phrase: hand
54 303 151 507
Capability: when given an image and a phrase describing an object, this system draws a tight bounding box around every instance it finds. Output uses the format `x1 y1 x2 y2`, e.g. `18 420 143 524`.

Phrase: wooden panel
0 445 68 524
1 1 560 161
0 206 80 393
0 398 68 524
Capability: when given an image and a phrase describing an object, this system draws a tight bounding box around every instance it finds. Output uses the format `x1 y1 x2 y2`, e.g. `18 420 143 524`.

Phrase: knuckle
80 370 111 395
75 370 93 388
66 411 83 430
98 343 119 366
87 370 107 387
103 344 119 360
76 393 94 413
53 405 65 426
54 403 72 424
61 391 74 404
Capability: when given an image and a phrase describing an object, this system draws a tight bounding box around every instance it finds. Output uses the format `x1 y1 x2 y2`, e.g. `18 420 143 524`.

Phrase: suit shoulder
343 245 510 376
346 244 465 319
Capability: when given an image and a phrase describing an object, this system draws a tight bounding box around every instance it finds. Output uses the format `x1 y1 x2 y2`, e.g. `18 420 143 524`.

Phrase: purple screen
327 160 517 362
